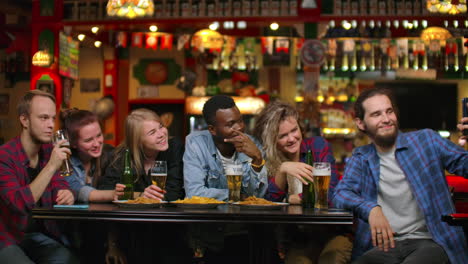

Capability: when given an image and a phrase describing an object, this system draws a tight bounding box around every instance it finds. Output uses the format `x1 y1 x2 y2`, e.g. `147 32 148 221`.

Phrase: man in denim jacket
183 95 268 201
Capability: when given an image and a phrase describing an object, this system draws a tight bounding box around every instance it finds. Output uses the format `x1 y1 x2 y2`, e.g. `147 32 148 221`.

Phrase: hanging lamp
107 0 154 19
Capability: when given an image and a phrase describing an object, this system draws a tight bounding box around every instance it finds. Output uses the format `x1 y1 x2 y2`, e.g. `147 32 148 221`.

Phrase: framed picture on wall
81 78 100 93
36 80 55 95
0 94 9 115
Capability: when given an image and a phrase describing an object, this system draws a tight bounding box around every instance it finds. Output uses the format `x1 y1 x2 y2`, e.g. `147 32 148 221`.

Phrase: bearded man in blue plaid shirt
333 87 468 264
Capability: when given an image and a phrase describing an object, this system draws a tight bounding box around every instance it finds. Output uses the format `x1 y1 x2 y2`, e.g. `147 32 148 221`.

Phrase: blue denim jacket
183 130 268 201
65 155 95 203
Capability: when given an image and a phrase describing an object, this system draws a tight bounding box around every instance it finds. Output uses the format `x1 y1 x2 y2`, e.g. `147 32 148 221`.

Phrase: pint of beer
225 164 243 202
312 162 331 209
53 130 73 177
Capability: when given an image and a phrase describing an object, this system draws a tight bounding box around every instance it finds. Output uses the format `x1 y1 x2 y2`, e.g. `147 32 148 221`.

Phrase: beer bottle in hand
302 150 315 208
121 149 134 200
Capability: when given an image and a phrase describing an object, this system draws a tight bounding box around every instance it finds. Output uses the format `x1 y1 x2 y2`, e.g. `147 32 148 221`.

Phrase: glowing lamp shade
192 29 224 50
107 0 154 19
420 27 452 43
32 50 52 67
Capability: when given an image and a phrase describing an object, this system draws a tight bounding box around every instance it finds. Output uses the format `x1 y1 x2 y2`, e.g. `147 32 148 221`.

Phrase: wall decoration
133 59 180 85
36 80 55 95
59 32 79 80
80 78 100 93
0 94 9 115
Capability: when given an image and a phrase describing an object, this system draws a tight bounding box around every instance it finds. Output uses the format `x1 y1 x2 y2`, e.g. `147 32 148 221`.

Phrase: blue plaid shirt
333 129 468 263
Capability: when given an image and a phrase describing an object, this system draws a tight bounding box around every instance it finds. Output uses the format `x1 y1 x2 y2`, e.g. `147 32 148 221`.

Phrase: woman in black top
98 109 190 263
99 108 185 201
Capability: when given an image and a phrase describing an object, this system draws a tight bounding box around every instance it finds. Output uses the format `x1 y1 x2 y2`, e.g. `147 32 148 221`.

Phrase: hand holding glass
150 161 167 190
312 162 331 209
53 130 73 177
226 163 243 202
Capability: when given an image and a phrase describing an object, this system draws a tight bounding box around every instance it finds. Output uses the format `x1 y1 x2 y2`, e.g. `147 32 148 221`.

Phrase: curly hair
253 101 302 176
202 95 236 125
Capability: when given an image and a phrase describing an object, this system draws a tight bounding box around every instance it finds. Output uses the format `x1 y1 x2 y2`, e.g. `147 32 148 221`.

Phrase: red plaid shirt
0 136 70 249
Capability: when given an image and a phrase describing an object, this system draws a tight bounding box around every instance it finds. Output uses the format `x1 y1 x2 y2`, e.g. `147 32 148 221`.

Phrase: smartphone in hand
463 98 468 136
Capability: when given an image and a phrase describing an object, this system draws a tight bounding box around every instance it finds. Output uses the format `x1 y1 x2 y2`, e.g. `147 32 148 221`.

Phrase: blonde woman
99 108 184 201
253 101 351 264
99 108 189 263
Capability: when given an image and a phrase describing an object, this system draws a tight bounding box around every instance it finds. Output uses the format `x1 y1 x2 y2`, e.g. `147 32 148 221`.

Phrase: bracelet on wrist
251 159 265 168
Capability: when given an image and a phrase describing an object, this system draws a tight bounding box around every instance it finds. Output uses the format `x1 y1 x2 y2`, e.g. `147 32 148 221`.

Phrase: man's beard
374 132 397 149
366 123 398 149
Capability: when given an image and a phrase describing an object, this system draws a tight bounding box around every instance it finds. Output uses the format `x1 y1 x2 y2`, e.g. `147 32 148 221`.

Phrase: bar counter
32 203 353 225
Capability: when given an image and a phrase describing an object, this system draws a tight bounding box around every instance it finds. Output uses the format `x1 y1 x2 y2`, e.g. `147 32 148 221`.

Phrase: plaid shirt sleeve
430 130 468 177
332 153 379 220
265 177 286 202
0 146 36 216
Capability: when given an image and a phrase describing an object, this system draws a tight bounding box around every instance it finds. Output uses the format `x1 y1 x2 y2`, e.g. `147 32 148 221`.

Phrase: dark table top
32 203 353 225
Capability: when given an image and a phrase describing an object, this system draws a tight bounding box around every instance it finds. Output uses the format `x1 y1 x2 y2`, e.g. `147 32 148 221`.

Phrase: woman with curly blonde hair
253 101 351 264
253 100 339 204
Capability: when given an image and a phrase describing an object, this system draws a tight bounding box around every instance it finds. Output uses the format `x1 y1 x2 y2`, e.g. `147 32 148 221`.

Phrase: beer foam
225 165 243 176
313 168 331 176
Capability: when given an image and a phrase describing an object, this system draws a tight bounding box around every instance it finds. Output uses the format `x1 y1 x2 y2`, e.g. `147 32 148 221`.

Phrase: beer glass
53 130 72 177
150 161 167 190
225 163 243 202
312 162 331 209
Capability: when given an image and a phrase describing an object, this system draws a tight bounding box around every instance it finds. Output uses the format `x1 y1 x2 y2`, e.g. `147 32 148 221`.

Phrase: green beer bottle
121 149 134 200
302 150 315 208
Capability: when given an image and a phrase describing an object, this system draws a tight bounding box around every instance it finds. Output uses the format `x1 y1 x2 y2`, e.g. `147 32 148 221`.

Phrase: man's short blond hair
17 89 56 117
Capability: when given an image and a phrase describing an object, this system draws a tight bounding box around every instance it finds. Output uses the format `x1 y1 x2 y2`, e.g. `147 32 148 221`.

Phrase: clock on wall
144 62 168 85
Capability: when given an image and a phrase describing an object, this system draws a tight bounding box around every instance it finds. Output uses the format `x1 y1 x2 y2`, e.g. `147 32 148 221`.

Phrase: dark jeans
353 239 449 264
0 232 78 264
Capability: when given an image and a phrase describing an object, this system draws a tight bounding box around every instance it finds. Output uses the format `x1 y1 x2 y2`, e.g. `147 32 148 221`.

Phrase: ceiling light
422 20 428 28
223 21 234 29
91 26 99 34
149 25 158 32
270 22 279 31
77 34 86 41
209 22 219 31
94 41 102 48
237 21 247 29
106 0 155 19
342 20 352 30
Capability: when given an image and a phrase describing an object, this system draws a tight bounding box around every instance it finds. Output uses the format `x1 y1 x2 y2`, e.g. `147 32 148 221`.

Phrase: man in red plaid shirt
0 90 78 263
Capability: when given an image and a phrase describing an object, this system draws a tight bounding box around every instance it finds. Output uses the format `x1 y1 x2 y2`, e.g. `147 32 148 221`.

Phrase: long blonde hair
114 108 162 182
253 101 301 176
